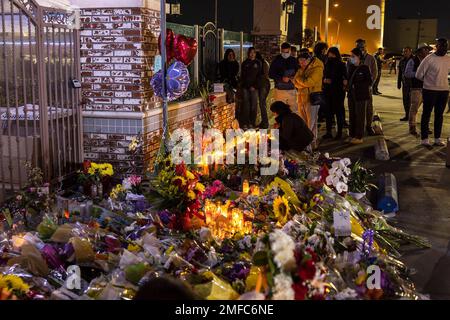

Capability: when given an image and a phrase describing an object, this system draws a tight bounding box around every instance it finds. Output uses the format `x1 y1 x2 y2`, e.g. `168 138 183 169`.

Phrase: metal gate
0 0 82 201
200 22 219 82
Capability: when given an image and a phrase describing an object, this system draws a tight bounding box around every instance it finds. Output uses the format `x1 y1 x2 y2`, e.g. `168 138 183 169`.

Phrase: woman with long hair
240 47 262 129
323 47 348 139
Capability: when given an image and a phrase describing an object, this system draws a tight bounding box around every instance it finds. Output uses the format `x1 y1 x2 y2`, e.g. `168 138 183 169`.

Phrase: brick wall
80 7 160 112
253 34 287 62
79 6 236 175
143 95 236 170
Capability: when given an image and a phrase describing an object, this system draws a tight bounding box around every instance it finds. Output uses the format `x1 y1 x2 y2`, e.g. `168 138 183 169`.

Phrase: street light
283 0 296 15
328 17 341 45
333 3 339 7
168 1 181 16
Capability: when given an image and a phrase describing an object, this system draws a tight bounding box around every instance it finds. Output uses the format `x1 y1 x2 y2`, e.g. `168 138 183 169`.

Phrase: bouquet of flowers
122 175 143 195
0 275 30 300
148 156 205 230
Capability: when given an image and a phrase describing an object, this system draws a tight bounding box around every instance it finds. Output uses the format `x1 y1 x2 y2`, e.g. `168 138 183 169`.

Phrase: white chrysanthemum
272 273 295 300
270 230 296 271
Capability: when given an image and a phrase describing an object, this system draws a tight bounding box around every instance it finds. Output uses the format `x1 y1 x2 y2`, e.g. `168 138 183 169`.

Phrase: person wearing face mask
416 38 450 147
240 47 262 129
294 51 324 149
348 39 378 136
404 43 432 136
269 42 299 111
347 48 373 145
323 47 348 140
397 47 413 121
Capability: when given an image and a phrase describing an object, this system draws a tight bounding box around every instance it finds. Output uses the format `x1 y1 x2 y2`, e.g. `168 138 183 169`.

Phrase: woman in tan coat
294 51 324 147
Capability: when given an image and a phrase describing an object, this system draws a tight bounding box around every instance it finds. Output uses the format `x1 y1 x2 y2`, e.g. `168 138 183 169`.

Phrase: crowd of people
218 37 450 152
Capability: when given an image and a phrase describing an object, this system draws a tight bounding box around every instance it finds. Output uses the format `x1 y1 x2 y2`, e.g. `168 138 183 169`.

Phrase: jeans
258 82 270 127
349 98 368 139
409 88 423 129
241 88 258 127
420 89 450 140
366 89 374 132
325 92 345 136
402 83 411 118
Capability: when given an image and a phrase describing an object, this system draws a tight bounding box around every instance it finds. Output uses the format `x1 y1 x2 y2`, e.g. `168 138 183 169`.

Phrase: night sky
169 0 450 39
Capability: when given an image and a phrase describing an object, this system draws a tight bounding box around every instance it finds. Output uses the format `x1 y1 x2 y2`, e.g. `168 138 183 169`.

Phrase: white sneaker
421 139 431 146
434 139 446 147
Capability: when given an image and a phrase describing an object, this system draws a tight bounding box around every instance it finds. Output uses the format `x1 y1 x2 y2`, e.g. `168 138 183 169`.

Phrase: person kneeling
270 101 314 152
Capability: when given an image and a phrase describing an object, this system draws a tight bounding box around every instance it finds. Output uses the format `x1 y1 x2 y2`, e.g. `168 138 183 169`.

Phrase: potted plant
348 160 377 200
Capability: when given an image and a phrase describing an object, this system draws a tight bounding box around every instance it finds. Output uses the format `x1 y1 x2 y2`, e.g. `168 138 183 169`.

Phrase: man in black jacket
269 42 299 111
270 101 314 152
240 47 262 129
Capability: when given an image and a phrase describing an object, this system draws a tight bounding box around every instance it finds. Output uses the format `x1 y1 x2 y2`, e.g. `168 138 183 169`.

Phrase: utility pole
324 0 329 43
416 12 422 49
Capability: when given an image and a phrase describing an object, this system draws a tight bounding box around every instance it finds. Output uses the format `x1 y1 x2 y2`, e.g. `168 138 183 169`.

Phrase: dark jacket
398 56 412 87
323 58 347 98
269 54 298 90
218 59 240 88
276 111 314 152
241 59 262 89
348 64 372 101
410 56 424 89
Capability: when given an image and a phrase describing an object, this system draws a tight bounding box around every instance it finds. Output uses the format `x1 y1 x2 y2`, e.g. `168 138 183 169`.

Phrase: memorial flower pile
0 151 431 301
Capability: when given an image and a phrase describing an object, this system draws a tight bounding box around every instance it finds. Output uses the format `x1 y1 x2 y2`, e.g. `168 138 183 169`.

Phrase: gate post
35 5 51 179
218 28 224 64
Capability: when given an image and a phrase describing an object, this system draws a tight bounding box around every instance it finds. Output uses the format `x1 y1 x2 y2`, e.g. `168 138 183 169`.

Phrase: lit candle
251 185 260 196
242 180 250 194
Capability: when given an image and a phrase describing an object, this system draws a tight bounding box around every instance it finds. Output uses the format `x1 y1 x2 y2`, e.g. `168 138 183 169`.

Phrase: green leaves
252 251 268 266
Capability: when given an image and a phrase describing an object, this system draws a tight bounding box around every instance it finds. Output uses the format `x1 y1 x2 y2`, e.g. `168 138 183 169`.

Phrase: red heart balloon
158 28 176 63
174 34 198 66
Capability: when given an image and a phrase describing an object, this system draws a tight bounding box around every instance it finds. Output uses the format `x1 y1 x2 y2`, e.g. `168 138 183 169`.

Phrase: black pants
349 98 368 139
402 84 411 118
325 91 345 136
373 70 382 93
420 89 450 140
241 88 258 127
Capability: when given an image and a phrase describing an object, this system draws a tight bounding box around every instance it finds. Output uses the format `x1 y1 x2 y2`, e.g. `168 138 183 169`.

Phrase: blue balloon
151 60 190 102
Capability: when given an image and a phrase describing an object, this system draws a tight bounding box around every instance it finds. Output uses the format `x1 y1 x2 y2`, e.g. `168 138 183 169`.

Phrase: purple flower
158 210 172 224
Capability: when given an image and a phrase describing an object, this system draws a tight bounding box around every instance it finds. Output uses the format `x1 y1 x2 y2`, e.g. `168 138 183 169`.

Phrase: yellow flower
355 271 367 286
0 275 30 294
99 163 114 176
195 182 205 193
173 176 186 186
273 196 290 225
110 184 124 200
127 244 140 252
187 190 196 200
185 170 195 180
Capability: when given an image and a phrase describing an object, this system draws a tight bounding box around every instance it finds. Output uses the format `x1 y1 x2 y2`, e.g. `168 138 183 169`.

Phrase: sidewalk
319 71 450 299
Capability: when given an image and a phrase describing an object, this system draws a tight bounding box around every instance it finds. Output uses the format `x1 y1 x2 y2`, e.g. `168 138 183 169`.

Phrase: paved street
318 71 450 299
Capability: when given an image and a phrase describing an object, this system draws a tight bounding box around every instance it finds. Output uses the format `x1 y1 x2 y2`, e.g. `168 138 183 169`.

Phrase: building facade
383 19 438 53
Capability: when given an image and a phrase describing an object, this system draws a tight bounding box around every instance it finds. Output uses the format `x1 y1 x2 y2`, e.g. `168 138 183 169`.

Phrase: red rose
292 282 308 300
299 259 316 281
83 160 91 173
209 95 217 103
175 163 187 176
